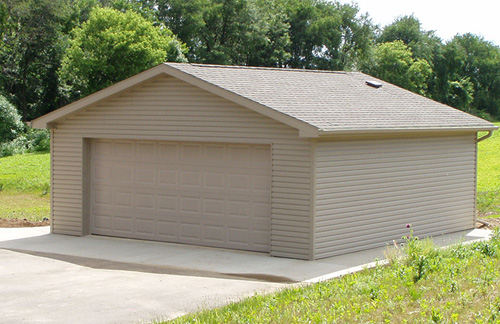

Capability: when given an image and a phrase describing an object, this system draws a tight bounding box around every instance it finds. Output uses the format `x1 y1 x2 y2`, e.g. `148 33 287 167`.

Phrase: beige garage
90 139 271 252
31 62 497 260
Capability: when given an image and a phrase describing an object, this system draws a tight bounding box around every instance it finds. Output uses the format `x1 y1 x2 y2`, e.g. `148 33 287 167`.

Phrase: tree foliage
59 7 187 100
0 0 70 121
0 95 24 144
364 41 431 95
0 0 499 124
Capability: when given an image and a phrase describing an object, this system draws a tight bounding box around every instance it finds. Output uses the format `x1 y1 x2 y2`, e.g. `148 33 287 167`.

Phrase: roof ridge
171 62 351 74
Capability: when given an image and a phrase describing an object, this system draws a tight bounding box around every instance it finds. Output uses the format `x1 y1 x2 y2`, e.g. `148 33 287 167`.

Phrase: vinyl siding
314 135 476 259
51 75 312 259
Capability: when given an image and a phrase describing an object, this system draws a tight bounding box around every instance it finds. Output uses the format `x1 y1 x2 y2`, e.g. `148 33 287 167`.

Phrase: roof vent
366 80 383 88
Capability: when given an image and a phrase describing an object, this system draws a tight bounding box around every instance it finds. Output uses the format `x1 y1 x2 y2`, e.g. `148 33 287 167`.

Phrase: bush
0 129 50 157
0 95 24 144
26 129 50 153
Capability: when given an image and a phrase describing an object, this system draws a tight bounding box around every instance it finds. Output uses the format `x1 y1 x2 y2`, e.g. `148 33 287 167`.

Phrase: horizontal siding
314 135 477 259
51 75 312 259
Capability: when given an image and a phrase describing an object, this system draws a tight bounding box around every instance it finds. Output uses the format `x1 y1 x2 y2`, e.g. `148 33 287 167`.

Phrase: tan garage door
90 139 271 252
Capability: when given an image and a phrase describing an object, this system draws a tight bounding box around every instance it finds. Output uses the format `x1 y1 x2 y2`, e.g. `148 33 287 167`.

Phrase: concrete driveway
0 227 489 324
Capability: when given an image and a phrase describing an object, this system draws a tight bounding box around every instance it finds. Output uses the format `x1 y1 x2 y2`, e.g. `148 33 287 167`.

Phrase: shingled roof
31 62 497 136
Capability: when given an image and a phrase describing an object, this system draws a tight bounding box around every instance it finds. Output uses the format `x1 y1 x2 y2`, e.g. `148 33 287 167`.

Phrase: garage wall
314 135 476 259
51 75 313 259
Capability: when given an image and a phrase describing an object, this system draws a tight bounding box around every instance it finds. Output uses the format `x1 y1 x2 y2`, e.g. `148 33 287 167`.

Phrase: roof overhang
316 125 499 139
318 125 498 135
29 63 319 137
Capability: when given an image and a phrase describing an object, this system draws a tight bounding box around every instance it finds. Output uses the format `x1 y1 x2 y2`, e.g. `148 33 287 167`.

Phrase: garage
30 62 497 260
90 139 271 252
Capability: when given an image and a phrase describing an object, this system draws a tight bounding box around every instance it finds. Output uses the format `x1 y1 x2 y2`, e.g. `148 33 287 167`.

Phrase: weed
402 224 441 283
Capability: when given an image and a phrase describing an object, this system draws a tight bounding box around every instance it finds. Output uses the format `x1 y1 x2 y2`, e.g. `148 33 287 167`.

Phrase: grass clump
165 228 500 324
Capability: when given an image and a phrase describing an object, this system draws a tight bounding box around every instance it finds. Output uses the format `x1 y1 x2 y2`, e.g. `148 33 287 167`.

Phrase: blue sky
338 0 500 46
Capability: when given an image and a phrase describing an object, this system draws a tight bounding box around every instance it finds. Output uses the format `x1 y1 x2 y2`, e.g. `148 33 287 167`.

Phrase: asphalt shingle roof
167 63 493 131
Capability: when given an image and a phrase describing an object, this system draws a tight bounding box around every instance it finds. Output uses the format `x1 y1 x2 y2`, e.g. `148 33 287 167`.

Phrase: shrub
0 95 24 144
0 129 50 157
26 129 50 153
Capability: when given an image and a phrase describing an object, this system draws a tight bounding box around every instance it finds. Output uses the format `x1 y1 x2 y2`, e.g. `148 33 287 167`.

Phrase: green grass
0 152 50 193
477 122 500 217
0 152 50 221
0 192 50 222
165 230 500 323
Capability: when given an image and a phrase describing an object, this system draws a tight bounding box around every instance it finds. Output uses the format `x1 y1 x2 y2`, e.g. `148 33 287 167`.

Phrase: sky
338 0 500 46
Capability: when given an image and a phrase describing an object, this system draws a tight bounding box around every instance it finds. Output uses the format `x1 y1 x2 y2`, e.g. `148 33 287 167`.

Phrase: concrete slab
0 226 491 324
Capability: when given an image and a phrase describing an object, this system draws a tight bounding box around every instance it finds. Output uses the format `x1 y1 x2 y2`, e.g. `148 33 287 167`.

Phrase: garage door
90 139 271 252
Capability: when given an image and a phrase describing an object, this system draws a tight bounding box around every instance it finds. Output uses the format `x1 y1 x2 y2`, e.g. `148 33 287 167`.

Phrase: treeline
1 0 500 128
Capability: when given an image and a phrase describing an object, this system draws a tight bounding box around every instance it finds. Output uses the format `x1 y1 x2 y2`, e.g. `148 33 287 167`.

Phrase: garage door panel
158 195 177 211
158 169 178 186
182 144 202 162
157 223 178 240
158 143 179 159
114 141 135 158
204 173 226 189
180 170 202 187
114 191 133 208
93 212 112 230
135 166 156 185
135 141 156 159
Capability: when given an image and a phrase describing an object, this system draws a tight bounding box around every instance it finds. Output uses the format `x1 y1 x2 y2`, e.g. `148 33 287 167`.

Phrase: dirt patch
477 217 500 229
0 218 50 228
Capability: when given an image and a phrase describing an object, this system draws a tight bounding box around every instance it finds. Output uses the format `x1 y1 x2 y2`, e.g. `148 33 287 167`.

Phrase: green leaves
366 40 432 95
59 7 187 99
0 95 24 145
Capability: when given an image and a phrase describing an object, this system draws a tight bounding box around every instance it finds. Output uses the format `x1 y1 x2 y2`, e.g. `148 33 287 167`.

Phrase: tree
59 7 187 100
284 0 374 70
154 0 264 65
364 40 432 95
432 34 500 116
378 15 442 64
0 95 24 144
378 15 423 46
235 0 291 67
0 0 70 121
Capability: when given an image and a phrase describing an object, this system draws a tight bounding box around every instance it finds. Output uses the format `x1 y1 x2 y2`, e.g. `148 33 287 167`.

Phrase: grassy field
163 230 500 323
0 152 50 221
477 122 500 218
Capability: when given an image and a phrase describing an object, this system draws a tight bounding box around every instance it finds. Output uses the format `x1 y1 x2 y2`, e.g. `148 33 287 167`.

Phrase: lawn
0 152 50 221
477 122 500 218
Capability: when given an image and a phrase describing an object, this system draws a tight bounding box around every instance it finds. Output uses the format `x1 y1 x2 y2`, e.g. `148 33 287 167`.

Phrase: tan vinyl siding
314 135 476 259
51 75 312 259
